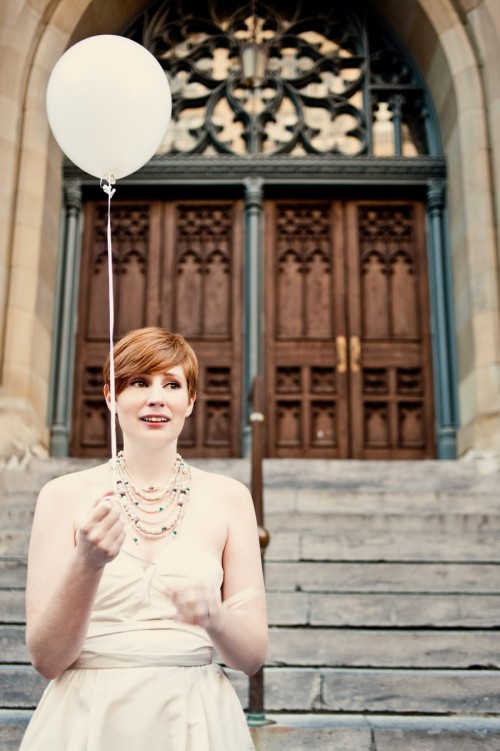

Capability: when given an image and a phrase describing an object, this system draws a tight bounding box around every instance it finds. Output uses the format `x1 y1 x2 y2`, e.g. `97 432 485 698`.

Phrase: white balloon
46 35 172 180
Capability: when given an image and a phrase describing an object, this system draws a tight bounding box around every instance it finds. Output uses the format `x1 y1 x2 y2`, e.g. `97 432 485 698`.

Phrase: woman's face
105 366 195 448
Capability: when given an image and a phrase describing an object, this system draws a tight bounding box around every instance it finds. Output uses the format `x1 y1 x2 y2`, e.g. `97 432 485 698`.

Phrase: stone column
389 94 405 156
49 180 82 457
242 177 264 456
426 179 458 459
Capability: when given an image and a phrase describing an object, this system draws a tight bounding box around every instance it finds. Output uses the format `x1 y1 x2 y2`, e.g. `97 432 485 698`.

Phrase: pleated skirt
19 663 255 751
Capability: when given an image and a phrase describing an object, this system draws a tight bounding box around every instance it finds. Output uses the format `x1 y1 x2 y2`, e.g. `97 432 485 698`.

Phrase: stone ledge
4 710 500 751
250 713 500 751
1 457 498 493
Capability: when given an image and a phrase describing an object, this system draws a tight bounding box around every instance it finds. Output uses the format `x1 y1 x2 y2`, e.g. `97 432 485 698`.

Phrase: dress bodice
72 539 223 668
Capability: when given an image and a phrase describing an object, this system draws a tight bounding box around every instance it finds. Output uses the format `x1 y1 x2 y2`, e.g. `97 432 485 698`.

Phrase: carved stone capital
64 180 82 215
426 179 445 216
244 177 264 210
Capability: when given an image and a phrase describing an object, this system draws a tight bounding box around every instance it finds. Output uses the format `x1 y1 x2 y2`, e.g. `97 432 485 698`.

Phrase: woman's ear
103 383 111 410
185 394 196 417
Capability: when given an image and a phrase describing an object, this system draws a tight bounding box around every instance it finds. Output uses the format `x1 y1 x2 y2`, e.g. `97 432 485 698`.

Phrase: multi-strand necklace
111 451 191 544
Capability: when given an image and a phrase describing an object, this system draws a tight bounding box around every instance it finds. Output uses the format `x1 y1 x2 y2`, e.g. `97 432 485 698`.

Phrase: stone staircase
1 457 500 750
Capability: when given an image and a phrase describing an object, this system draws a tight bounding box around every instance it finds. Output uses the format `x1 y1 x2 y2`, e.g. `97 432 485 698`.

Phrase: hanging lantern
240 42 268 88
239 0 267 88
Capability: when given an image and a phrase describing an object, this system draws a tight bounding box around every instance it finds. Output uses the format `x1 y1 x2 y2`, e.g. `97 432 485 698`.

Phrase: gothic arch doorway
264 198 435 459
54 0 456 459
71 190 435 459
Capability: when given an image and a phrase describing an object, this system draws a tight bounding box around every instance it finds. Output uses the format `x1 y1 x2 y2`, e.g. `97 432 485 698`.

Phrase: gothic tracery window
125 0 431 158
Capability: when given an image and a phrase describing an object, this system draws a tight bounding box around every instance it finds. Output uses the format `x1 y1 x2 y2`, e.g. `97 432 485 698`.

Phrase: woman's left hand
169 582 222 629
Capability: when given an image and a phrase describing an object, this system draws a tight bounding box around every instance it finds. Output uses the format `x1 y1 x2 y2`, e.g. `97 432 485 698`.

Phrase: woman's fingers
76 494 125 566
80 495 117 532
170 583 221 627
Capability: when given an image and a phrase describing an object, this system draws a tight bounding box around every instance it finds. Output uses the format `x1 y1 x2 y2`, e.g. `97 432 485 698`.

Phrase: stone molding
64 155 447 186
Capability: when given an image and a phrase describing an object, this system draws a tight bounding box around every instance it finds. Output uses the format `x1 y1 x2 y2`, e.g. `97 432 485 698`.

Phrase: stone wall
0 0 499 459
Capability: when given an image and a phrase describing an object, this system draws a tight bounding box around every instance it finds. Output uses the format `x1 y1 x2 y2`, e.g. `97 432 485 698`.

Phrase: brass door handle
336 336 347 373
350 335 362 373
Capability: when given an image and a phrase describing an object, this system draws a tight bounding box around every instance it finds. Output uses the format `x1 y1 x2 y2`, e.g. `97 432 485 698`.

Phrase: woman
21 327 267 750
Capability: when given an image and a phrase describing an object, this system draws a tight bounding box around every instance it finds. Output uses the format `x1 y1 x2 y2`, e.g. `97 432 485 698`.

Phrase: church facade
1 0 499 462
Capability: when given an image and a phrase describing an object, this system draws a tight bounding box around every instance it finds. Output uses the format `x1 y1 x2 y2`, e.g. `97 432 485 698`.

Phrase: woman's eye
166 381 181 390
131 379 148 387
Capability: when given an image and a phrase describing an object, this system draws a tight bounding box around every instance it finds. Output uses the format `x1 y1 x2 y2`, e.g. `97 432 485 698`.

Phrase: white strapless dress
19 539 255 750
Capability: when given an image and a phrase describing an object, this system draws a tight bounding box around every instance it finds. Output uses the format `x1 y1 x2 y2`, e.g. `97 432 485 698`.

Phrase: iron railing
246 375 272 726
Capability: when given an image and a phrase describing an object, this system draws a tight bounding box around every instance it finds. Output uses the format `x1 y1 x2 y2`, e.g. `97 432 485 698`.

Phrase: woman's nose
147 386 166 405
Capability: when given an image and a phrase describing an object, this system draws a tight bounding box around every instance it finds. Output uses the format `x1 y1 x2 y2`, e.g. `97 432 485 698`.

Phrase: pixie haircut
103 327 198 400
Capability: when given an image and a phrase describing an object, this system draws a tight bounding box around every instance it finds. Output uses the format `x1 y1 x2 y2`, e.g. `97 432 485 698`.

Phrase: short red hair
103 327 198 400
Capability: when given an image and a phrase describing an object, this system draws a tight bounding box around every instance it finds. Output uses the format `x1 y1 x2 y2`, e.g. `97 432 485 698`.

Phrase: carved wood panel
265 201 349 458
161 201 243 457
266 199 435 459
71 200 242 458
346 201 435 458
72 197 434 459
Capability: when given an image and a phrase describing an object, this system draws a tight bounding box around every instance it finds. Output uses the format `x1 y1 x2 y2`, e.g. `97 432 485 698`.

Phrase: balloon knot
100 175 116 198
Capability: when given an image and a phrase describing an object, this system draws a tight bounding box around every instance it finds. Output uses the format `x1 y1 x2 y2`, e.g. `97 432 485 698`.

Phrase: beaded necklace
110 451 191 544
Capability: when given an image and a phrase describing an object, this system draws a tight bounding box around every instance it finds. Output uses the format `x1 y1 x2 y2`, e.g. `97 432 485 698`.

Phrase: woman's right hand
76 495 126 569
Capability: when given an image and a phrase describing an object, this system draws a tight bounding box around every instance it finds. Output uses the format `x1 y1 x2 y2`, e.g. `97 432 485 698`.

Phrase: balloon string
101 175 117 461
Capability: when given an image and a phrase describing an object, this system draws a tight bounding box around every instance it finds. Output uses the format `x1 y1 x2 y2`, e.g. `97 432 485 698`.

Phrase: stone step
1 626 28 662
267 592 500 628
1 456 498 498
266 511 500 532
229 667 500 714
1 472 497 500
0 592 25 623
1 457 498 743
267 628 500 668
4 588 500 629
265 560 500 593
267 528 500 562
257 459 500 493
3 556 499 595
0 667 48 709
4 497 500 531
0 532 29 558
265 489 500 515
5 489 500 524
6 527 498 562
0 502 35 528
251 714 500 751
3 625 499 673
0 560 27 588
0 711 29 751
4 489 499 523
3 456 496 486
4 711 500 751
4 664 500 715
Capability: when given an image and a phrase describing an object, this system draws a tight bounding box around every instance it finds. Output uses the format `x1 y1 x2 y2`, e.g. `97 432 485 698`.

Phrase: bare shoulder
190 465 252 506
36 462 111 513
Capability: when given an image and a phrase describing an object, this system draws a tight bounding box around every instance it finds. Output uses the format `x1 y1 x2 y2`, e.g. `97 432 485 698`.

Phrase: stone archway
1 0 499 459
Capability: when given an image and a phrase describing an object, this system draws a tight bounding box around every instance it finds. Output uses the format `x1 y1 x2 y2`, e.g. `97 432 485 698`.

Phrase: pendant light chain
250 0 258 44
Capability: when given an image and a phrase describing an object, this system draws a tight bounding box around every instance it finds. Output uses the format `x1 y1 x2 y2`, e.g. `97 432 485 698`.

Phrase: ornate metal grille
125 0 430 157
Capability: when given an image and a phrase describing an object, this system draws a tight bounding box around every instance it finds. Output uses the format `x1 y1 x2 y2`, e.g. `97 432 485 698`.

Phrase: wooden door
265 202 349 458
72 196 434 460
265 199 435 459
71 199 243 458
346 202 435 458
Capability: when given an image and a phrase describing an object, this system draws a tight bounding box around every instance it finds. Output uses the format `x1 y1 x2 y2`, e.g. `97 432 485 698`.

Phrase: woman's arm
172 481 268 676
25 477 125 679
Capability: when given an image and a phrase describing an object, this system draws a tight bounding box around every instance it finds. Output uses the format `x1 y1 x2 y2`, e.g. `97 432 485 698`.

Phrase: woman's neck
119 443 180 487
